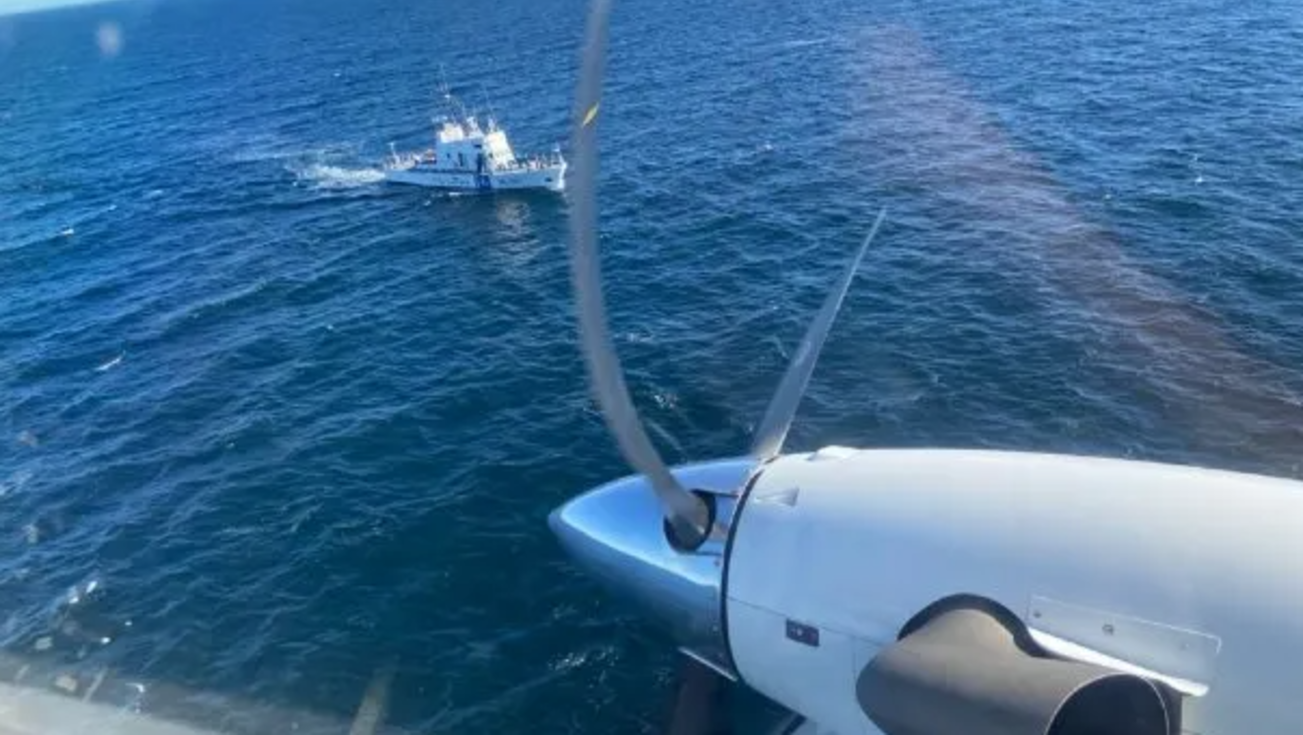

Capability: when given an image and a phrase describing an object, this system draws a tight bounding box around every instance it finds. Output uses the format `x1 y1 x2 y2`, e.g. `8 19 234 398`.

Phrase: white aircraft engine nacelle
724 447 1303 735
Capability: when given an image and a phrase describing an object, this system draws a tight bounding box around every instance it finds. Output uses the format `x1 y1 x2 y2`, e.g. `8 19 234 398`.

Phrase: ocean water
4 0 1303 731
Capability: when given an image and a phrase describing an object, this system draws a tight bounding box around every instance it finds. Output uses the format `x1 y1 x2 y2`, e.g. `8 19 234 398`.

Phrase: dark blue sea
4 0 1303 731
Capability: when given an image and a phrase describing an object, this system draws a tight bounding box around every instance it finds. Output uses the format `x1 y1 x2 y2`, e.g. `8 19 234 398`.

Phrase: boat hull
383 163 565 193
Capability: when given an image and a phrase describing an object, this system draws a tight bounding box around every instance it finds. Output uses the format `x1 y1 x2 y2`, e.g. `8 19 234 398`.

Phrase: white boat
383 88 566 194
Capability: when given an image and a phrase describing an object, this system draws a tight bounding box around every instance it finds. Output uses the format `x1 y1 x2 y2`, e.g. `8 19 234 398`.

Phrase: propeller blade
567 0 711 547
664 654 731 735
749 209 887 462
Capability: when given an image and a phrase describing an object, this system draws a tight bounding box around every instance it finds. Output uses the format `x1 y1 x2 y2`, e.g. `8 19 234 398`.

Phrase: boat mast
479 82 499 130
436 63 469 124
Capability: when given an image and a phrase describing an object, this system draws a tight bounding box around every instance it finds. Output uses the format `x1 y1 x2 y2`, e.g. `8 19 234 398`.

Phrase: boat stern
548 159 568 191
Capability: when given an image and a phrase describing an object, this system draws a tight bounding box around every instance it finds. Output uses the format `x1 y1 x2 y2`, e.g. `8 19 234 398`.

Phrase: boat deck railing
495 152 565 172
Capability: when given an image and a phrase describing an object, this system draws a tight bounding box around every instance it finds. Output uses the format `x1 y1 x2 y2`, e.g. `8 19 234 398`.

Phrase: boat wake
290 163 386 190
227 137 385 191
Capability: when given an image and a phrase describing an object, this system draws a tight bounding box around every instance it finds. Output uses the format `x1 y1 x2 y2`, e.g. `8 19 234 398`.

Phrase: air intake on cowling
856 605 1172 735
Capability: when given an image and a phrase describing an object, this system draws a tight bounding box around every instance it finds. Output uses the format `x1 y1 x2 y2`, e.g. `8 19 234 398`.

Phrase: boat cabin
419 116 521 173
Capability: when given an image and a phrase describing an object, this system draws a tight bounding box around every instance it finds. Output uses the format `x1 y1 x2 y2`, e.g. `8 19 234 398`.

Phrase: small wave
95 352 125 372
292 163 385 190
233 138 358 166
0 468 34 497
651 389 679 411
618 330 655 344
63 202 119 232
230 139 308 164
233 149 293 164
777 36 833 49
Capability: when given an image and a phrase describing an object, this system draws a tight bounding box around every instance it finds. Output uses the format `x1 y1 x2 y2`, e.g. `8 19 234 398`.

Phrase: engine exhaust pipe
856 605 1172 735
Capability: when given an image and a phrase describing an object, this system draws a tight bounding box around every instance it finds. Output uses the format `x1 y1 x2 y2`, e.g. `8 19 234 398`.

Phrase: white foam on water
293 163 385 190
